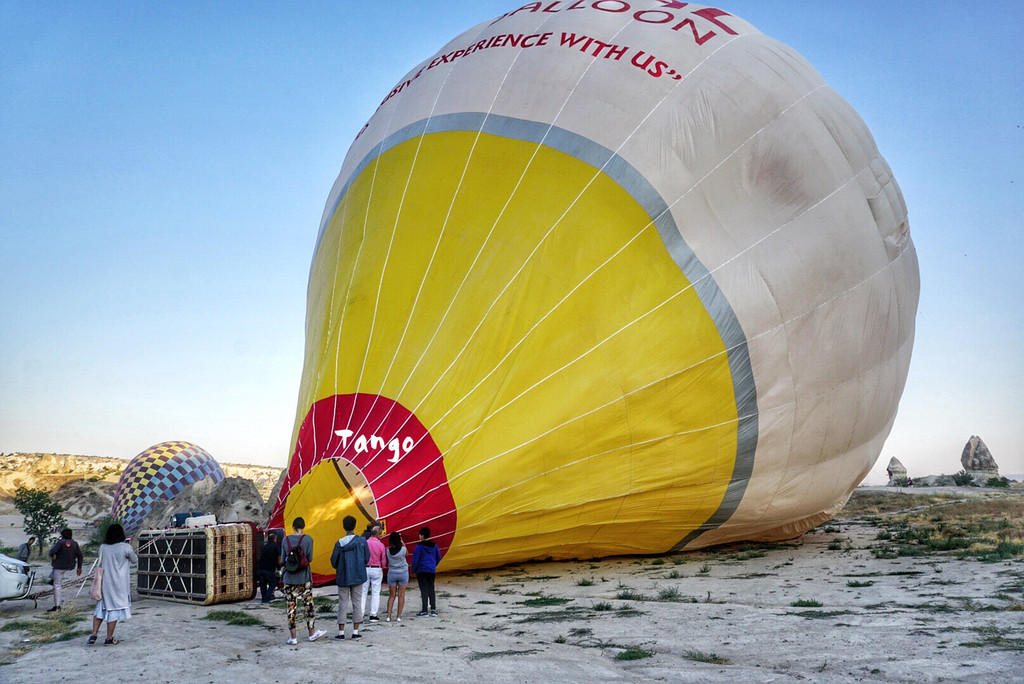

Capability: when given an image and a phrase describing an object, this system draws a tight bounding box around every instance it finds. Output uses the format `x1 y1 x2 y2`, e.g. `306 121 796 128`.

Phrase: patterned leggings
284 583 315 631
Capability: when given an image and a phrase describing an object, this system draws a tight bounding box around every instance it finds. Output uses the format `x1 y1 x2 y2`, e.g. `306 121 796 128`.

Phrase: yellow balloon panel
292 131 739 569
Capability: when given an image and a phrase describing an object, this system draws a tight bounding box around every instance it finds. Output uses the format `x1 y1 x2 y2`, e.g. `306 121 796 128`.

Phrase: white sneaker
385 616 391 622
309 629 326 642
286 637 298 645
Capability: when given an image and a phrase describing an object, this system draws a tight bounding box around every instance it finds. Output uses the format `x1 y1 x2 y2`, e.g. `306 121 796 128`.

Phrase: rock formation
886 457 908 485
140 476 266 531
52 479 117 521
961 436 999 480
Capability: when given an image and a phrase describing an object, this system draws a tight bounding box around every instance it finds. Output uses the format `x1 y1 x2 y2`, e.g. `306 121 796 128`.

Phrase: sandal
104 638 119 645
87 635 97 645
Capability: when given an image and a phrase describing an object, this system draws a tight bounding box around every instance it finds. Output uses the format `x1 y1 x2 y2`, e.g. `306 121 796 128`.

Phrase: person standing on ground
87 523 136 645
16 536 35 563
411 527 442 617
361 524 386 621
48 528 83 612
384 531 408 622
280 517 326 645
330 515 369 640
257 531 281 603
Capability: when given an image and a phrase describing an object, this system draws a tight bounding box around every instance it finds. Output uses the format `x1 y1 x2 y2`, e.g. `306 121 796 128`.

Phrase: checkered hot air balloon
111 441 225 533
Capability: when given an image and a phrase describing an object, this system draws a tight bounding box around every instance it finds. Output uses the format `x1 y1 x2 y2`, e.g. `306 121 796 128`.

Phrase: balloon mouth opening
329 457 380 528
276 392 458 567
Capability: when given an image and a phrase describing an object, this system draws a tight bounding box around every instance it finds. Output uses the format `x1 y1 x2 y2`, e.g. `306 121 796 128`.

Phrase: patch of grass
521 596 572 607
656 586 680 601
593 602 614 611
791 609 853 619
0 612 89 646
827 539 845 550
840 490 961 516
684 649 729 664
204 610 264 626
0 619 37 633
312 595 337 614
847 580 875 588
554 635 566 643
576 577 594 586
698 563 711 574
960 625 1024 652
615 605 644 617
615 646 654 661
650 558 665 565
467 649 541 661
516 606 589 623
791 599 823 607
569 627 592 636
616 588 645 601
0 643 32 665
860 495 1024 562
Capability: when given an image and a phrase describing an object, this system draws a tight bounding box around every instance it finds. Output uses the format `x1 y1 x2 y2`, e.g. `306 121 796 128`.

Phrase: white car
0 553 35 600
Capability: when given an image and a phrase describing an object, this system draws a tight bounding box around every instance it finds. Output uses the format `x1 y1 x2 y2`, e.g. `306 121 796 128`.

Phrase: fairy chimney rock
961 435 998 480
886 457 908 485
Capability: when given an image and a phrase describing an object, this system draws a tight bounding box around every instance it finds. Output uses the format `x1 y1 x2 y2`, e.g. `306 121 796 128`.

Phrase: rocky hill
0 452 282 502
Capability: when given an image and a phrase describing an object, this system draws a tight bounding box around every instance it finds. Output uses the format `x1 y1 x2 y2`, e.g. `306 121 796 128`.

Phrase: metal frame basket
136 522 257 605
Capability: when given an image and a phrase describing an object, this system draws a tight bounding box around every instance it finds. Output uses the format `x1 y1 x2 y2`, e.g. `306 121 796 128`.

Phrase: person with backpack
411 526 442 617
330 515 369 640
280 517 326 645
48 528 83 612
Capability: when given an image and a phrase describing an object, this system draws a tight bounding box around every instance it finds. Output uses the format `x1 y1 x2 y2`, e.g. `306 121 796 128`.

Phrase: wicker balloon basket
136 522 257 605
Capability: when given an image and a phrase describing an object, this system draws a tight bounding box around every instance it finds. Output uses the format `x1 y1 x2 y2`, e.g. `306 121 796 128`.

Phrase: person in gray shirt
385 532 409 622
280 517 326 645
16 536 35 562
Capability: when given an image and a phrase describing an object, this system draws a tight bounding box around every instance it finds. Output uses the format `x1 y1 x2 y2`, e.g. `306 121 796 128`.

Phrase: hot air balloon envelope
270 2 919 579
112 441 225 534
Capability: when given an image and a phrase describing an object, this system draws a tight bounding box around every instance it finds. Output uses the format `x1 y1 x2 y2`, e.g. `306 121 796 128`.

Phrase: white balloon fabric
271 2 919 574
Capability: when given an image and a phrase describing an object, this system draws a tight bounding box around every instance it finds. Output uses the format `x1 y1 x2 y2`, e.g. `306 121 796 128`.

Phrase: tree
952 470 975 487
13 487 67 558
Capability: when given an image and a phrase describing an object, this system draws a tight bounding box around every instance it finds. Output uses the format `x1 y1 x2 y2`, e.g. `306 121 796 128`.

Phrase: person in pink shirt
360 523 387 621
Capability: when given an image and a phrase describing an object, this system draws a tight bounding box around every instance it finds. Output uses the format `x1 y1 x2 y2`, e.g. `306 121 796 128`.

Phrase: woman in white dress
87 523 137 645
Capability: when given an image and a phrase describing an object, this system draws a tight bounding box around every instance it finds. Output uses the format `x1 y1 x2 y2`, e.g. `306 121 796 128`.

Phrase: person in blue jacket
330 515 369 639
411 527 442 617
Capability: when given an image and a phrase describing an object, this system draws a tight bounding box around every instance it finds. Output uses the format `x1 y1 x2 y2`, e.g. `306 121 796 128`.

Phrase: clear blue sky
2 2 1021 483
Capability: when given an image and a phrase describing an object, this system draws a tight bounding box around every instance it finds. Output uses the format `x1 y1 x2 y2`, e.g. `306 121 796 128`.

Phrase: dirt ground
2 489 1022 683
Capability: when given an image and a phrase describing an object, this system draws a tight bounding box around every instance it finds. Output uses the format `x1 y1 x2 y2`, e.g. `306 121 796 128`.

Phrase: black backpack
284 535 308 573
